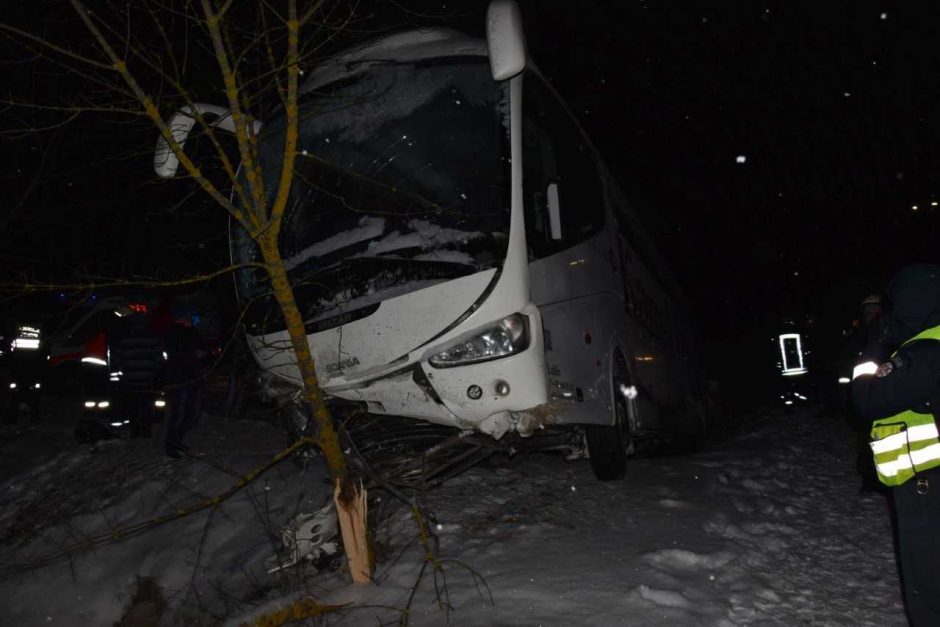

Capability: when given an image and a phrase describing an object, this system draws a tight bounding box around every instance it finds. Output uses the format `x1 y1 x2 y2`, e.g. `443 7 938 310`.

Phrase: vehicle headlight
428 314 529 368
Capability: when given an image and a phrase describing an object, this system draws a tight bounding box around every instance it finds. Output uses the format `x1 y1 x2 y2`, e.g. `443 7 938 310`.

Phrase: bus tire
586 394 630 481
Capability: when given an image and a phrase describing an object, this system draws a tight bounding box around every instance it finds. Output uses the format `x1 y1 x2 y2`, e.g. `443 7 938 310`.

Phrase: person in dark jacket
841 295 886 491
110 309 163 438
842 295 886 372
852 263 940 626
163 312 204 458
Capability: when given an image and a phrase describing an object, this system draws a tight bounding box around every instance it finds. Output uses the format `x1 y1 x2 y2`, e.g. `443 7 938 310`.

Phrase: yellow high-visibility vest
869 325 940 486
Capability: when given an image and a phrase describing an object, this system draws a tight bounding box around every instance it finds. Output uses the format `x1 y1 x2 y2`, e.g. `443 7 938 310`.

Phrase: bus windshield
233 58 510 334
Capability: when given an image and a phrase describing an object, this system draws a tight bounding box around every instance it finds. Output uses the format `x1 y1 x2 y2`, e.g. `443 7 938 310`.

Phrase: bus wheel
586 394 630 481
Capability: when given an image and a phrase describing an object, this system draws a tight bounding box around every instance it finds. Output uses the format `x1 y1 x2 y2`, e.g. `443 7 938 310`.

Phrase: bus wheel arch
585 347 634 481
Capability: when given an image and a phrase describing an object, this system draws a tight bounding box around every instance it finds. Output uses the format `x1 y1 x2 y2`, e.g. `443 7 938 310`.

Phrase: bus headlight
428 314 529 368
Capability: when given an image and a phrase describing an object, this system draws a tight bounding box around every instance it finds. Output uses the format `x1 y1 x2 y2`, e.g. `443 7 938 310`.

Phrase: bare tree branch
0 20 115 70
68 0 258 235
200 0 267 225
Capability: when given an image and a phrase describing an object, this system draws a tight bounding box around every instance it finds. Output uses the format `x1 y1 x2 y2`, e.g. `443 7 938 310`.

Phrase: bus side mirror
154 104 262 178
547 181 562 240
486 0 527 81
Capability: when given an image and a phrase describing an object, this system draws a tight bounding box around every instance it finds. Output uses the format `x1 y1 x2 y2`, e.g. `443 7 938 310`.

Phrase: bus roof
300 28 487 94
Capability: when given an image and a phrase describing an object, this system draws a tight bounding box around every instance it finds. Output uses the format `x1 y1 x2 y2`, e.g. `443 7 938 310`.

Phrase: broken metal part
266 501 341 575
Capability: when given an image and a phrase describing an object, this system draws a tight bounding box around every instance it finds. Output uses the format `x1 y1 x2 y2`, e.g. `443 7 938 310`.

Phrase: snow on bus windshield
233 58 509 331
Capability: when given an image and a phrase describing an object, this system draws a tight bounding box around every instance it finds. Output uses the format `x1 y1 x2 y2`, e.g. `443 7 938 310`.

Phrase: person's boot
860 479 888 495
165 445 183 459
165 437 187 458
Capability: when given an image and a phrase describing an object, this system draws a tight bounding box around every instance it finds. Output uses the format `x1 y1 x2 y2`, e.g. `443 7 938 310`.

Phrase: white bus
157 1 707 480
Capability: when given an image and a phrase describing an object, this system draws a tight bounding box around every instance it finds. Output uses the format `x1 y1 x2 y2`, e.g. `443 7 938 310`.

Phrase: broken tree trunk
334 479 372 583
263 242 373 583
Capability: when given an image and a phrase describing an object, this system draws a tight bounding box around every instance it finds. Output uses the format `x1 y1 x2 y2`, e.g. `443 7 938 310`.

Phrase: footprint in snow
692 460 725 468
741 521 798 536
739 478 764 493
644 548 734 572
633 584 692 609
658 498 691 509
703 519 755 543
703 519 793 552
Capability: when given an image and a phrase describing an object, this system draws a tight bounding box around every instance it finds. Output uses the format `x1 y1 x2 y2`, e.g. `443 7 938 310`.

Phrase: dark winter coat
852 264 940 423
110 313 163 390
841 313 884 367
164 323 202 386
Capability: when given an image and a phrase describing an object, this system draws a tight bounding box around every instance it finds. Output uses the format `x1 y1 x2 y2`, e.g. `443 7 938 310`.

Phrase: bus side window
616 233 632 307
523 74 604 259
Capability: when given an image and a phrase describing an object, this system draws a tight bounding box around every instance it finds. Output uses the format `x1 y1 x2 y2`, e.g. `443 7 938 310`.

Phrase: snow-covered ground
0 402 908 625
0 402 332 625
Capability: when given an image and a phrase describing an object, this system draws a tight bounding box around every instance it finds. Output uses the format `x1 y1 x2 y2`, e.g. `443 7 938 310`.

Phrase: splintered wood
333 479 372 583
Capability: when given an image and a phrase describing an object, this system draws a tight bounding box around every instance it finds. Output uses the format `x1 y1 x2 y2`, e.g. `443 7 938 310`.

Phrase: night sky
2 1 939 394
518 1 940 341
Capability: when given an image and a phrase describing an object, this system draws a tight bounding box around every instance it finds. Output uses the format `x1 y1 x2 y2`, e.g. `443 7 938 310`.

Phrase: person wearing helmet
853 264 940 626
860 293 884 315
846 295 887 365
841 294 886 492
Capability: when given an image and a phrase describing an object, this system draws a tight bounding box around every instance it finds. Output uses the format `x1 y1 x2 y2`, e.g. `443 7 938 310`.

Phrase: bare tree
1 0 373 581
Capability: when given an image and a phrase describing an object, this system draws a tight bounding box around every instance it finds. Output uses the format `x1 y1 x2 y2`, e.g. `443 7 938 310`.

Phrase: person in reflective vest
853 263 940 627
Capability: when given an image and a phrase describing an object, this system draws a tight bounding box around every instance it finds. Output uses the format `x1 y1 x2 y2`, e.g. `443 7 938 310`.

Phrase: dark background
2 1 939 408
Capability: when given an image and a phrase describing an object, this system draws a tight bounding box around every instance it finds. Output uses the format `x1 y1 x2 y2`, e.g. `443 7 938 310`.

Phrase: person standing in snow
163 310 205 458
842 294 886 492
110 307 164 438
841 295 886 381
852 264 940 626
